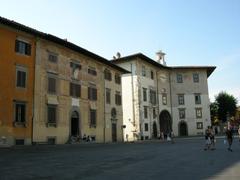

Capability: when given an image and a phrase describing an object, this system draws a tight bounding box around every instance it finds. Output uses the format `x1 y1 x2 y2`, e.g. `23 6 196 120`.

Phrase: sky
0 0 239 104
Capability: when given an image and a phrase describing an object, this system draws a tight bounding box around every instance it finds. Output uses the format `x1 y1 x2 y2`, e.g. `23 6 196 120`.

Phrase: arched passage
159 110 172 136
179 121 188 136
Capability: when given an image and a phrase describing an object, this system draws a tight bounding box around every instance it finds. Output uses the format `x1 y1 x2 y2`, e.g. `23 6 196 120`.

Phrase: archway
179 121 188 136
153 121 158 139
71 111 79 137
159 110 172 138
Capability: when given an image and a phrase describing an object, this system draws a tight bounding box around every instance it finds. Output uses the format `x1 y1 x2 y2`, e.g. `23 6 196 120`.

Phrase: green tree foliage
210 102 218 124
215 91 237 123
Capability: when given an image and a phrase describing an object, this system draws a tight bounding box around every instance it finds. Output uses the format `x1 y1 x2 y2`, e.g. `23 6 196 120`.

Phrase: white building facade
112 53 215 141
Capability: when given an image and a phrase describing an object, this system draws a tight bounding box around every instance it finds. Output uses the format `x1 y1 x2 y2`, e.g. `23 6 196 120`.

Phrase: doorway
159 110 172 137
179 121 188 136
112 123 117 142
71 111 79 137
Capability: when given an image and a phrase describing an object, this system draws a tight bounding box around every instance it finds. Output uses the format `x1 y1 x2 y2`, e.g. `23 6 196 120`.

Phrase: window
176 74 183 83
144 106 148 118
14 102 26 124
88 85 97 101
48 52 58 63
48 76 57 94
106 88 111 104
150 90 156 105
196 108 202 118
162 93 167 105
115 73 121 84
144 123 149 131
197 122 203 129
15 40 31 55
151 70 154 80
88 67 97 76
153 107 157 119
104 69 112 81
16 67 27 88
142 66 146 76
194 94 201 104
179 108 185 119
90 109 96 127
143 88 147 102
115 91 122 105
70 82 81 98
47 105 57 125
178 94 185 105
15 139 25 145
193 73 199 83
70 62 81 79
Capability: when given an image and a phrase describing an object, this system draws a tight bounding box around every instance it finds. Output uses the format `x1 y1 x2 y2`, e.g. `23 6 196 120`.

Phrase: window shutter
26 43 31 55
22 72 26 87
88 87 91 99
93 88 97 100
20 105 25 122
15 40 19 52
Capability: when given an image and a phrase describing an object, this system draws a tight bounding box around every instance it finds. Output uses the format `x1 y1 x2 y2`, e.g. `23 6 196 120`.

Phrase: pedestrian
170 131 175 144
209 126 216 150
226 127 233 152
204 126 211 150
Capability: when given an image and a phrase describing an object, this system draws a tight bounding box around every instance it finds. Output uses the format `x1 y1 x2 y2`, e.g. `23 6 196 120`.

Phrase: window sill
89 125 96 128
13 122 26 127
46 123 57 128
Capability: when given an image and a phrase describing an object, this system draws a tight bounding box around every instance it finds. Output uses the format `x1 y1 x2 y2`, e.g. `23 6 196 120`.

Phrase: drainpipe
103 70 106 143
31 39 37 145
156 71 160 137
168 71 173 131
130 63 136 139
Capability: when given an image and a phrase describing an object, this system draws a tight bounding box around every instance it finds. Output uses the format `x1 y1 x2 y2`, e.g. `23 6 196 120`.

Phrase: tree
215 91 238 123
210 102 218 125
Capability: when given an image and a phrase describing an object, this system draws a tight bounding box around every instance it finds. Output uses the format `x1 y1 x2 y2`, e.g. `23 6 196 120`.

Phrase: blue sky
1 0 239 104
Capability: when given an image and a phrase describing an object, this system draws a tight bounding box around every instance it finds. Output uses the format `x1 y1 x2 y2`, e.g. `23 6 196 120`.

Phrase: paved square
1 138 240 180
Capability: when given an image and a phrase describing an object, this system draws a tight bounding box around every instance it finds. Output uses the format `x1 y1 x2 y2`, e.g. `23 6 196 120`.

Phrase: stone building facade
112 53 215 141
0 17 127 145
33 38 127 144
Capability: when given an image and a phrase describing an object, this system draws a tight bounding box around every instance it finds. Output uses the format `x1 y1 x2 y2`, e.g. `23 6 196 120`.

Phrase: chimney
156 50 166 65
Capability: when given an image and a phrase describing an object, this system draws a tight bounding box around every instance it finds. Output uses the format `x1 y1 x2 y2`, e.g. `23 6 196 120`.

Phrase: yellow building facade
33 37 127 144
0 17 35 145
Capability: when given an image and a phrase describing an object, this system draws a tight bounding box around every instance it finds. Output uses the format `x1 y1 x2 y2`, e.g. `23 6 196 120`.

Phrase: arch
178 121 188 136
69 107 81 137
159 110 172 137
152 121 158 139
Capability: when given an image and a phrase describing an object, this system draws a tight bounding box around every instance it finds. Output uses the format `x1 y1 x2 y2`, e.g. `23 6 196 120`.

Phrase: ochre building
0 17 36 145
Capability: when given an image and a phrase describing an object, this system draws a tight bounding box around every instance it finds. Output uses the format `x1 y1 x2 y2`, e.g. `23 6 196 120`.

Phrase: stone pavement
0 137 240 180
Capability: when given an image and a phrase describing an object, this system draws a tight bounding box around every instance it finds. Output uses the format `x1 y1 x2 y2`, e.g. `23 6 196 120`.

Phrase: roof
0 16 129 73
111 53 171 70
170 66 216 77
111 53 216 77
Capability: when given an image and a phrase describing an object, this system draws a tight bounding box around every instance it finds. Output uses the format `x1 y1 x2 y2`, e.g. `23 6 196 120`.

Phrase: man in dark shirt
226 128 233 151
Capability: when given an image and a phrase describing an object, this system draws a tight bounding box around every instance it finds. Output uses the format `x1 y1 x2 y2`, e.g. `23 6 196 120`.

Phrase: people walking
204 126 211 150
226 127 233 152
209 126 216 150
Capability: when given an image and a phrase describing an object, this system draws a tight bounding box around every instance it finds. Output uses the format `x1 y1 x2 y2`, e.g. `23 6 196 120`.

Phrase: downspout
156 71 160 137
168 71 173 131
32 38 37 145
103 69 106 143
130 63 136 138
